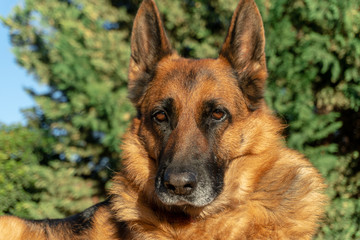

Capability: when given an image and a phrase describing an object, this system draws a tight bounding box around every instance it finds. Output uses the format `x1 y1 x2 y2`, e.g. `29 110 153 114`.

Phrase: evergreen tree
0 123 97 218
2 0 136 189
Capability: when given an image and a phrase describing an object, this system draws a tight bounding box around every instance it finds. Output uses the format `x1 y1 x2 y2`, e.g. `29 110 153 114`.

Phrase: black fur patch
28 200 111 235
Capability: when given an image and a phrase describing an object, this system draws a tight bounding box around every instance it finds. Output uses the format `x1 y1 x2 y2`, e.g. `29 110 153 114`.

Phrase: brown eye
211 109 226 121
153 111 167 123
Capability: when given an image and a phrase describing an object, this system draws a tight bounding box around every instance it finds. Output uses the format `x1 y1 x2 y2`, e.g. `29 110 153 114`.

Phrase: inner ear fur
219 0 267 110
128 0 173 105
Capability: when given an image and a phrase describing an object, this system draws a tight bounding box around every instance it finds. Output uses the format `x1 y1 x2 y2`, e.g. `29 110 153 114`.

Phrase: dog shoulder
0 200 130 240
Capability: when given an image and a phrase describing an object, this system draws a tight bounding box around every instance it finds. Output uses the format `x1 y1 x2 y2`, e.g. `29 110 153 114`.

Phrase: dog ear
128 0 173 105
219 0 267 110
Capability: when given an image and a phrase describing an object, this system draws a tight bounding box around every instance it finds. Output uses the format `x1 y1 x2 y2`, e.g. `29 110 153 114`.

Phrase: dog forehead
143 58 243 113
153 58 238 94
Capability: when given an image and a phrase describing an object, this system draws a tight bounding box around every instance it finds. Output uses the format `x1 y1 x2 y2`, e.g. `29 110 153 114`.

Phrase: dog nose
163 169 197 196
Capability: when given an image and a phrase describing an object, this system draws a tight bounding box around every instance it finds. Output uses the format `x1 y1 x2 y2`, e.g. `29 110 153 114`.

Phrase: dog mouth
155 183 216 208
155 167 222 207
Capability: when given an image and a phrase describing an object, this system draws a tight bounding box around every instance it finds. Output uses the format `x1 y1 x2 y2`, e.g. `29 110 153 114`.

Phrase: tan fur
110 103 326 240
0 0 326 239
0 216 46 240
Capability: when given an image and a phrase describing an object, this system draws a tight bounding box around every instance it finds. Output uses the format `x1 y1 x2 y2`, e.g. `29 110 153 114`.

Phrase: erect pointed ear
128 0 174 105
219 0 267 110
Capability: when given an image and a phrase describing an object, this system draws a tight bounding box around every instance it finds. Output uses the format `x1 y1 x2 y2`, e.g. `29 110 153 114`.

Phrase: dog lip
167 200 190 206
157 195 210 207
155 186 216 208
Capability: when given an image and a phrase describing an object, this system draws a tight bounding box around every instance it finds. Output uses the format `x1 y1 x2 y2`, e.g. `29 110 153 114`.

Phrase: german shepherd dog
0 0 326 239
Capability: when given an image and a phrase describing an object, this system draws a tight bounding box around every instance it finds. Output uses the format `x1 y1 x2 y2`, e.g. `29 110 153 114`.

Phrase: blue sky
0 1 45 125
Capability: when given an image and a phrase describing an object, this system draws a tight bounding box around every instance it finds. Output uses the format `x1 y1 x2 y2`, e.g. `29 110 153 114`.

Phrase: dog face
141 59 247 207
128 0 267 208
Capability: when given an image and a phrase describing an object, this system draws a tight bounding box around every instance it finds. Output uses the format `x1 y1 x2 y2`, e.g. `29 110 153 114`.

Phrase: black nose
163 169 197 196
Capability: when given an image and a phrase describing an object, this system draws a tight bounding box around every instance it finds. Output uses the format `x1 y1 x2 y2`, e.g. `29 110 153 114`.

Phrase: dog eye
153 111 168 123
211 109 226 121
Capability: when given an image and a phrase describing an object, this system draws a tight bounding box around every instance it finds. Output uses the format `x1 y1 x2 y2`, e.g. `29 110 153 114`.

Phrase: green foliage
2 0 134 184
257 0 360 238
1 0 359 237
0 124 97 218
0 124 44 217
318 152 360 239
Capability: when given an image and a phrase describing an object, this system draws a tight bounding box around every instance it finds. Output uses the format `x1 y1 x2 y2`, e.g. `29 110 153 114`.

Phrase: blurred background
0 0 359 238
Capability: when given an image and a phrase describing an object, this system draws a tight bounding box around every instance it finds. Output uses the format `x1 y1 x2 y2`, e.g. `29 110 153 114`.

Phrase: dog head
127 0 267 208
